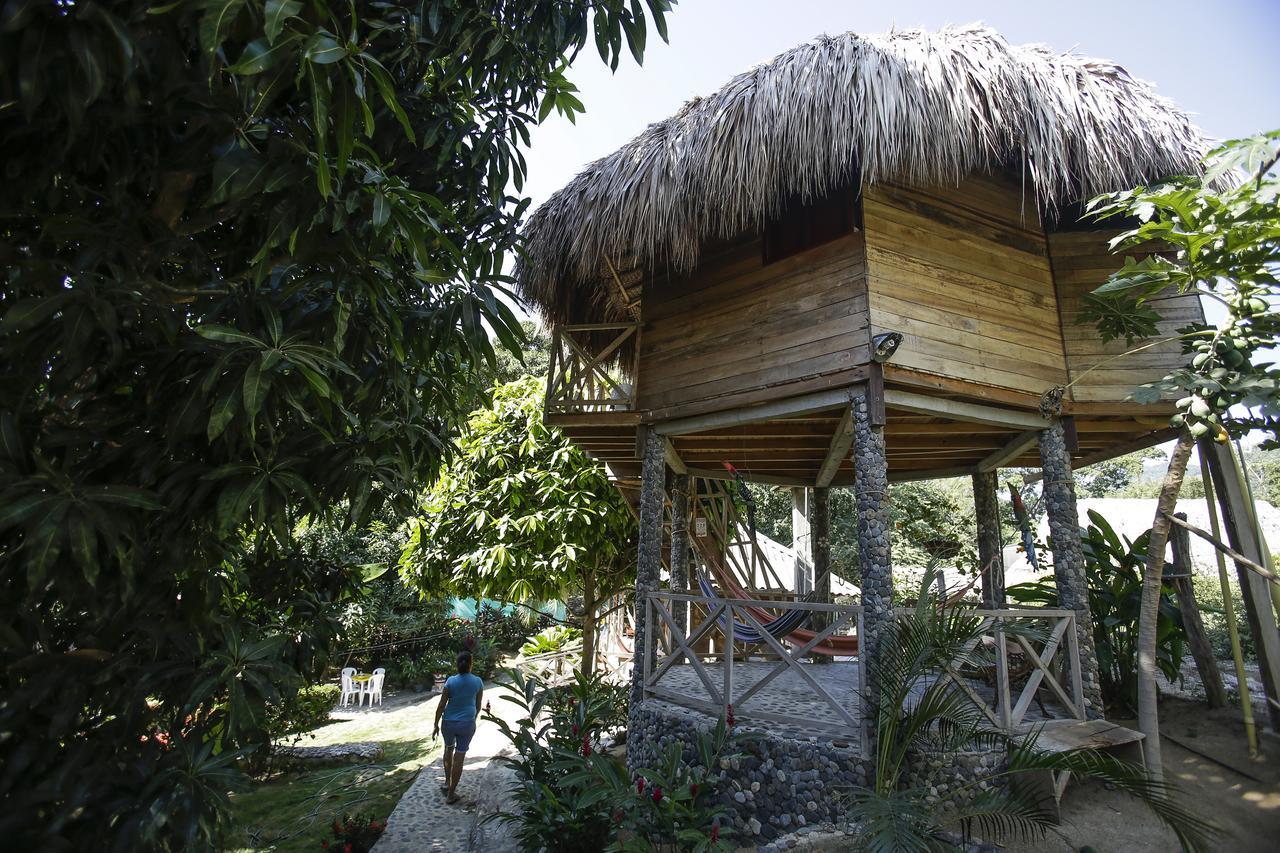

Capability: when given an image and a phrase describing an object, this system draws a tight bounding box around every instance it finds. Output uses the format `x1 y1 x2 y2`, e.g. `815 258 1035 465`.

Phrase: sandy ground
1004 697 1280 852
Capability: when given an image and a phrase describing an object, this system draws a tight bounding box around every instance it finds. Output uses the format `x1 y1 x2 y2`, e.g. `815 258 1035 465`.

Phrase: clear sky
522 0 1280 214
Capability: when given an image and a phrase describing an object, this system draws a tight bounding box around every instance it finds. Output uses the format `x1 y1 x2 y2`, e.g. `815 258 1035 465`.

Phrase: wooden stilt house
515 26 1280 740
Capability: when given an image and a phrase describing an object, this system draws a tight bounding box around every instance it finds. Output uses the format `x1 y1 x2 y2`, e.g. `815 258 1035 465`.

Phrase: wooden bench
1015 718 1146 821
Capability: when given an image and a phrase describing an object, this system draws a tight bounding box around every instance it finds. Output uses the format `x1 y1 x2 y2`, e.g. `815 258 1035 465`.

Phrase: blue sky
522 0 1280 212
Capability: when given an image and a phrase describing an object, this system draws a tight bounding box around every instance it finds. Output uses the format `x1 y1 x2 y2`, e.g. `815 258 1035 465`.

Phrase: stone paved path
373 681 523 852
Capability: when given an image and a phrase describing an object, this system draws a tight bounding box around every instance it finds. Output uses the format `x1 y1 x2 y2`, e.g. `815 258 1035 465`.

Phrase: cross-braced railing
545 323 640 413
643 591 867 748
641 593 1086 751
941 608 1086 730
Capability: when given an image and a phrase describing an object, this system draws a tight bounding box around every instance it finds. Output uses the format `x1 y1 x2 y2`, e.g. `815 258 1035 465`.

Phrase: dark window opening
762 184 861 265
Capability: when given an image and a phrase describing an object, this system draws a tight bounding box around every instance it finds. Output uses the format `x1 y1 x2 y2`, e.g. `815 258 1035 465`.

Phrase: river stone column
669 473 691 637
1038 421 1105 715
851 394 893 737
972 470 1005 608
811 486 832 659
630 428 667 710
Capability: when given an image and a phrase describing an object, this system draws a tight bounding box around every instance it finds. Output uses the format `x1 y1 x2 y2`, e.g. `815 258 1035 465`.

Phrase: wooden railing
640 593 1086 749
545 323 641 413
946 608 1086 730
643 591 867 745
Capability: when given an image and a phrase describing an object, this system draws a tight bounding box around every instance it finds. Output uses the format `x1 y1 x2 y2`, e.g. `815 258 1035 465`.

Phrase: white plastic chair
363 667 386 707
339 667 359 707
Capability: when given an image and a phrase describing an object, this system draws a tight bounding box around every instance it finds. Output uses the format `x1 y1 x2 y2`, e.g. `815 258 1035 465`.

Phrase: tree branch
1162 510 1279 585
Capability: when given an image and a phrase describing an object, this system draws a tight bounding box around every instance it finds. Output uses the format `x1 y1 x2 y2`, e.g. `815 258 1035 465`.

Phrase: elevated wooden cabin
519 26 1207 491
517 24 1280 749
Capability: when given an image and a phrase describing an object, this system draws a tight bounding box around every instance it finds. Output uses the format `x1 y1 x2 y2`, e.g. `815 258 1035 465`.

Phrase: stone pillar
630 428 666 710
1038 420 1105 715
851 394 893 719
811 487 832 659
791 487 812 593
972 470 1005 608
670 473 691 636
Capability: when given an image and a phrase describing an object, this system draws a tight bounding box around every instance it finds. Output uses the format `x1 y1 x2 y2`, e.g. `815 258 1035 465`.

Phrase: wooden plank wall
637 232 869 413
863 175 1069 396
1050 231 1205 402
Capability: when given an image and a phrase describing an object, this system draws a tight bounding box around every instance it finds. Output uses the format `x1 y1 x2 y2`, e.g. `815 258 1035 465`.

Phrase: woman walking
432 650 484 804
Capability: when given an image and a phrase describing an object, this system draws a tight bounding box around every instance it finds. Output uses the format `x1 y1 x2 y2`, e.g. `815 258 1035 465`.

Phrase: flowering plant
318 813 385 853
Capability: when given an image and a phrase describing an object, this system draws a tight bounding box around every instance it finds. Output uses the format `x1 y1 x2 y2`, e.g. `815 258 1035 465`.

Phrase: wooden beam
685 466 813 488
976 430 1043 473
1022 426 1180 483
889 465 976 483
655 388 855 436
816 406 854 488
884 389 1050 431
663 438 688 475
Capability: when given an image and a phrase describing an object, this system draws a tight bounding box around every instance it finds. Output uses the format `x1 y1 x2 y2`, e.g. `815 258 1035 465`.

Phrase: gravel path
372 681 522 852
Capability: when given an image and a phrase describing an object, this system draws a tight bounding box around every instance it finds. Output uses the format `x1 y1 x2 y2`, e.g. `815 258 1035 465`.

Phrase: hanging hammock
696 574 812 643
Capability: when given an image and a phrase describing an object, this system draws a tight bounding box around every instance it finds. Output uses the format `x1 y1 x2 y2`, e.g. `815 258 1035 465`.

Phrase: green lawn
226 693 443 852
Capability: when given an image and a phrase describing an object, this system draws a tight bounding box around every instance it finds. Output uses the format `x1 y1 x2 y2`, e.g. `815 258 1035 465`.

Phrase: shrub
487 669 735 852
522 626 583 657
1193 573 1256 663
476 602 551 651
266 684 341 740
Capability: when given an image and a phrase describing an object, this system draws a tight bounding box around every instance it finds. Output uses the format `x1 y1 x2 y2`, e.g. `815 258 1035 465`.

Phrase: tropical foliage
1083 130 1280 445
489 669 735 852
1006 512 1187 714
849 572 1212 852
403 379 637 672
0 1 670 848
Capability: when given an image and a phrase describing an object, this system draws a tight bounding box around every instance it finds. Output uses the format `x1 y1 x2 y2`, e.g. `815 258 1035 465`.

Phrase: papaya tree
1084 130 1280 776
402 378 637 675
0 1 670 848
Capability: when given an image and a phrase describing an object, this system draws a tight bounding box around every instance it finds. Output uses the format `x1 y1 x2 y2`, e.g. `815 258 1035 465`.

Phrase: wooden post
1202 439 1280 731
972 470 1005 608
792 487 812 594
851 390 892 751
812 487 832 653
1169 512 1227 708
630 428 667 710
1039 420 1106 716
670 474 691 637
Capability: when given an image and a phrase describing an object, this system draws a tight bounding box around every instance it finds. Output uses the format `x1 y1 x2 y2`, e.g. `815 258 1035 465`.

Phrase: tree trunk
1169 512 1227 709
581 567 596 677
1138 431 1195 781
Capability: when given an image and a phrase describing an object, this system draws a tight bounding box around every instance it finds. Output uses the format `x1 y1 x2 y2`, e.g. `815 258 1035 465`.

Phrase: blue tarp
448 597 565 621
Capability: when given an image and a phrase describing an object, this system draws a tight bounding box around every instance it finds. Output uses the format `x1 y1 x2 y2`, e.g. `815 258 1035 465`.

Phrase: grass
225 693 444 853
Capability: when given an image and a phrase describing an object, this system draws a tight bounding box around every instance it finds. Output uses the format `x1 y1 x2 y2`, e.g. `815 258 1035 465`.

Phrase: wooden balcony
545 323 641 414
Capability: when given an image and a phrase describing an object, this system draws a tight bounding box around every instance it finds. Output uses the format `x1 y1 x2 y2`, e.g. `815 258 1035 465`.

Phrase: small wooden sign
695 517 707 537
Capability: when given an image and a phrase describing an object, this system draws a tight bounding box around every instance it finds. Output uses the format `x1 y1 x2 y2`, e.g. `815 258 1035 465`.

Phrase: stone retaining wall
627 700 1005 845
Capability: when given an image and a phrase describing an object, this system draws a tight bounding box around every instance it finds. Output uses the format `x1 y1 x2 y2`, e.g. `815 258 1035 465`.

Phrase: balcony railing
545 323 640 413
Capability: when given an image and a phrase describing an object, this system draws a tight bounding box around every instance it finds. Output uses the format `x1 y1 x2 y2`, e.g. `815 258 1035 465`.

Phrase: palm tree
847 570 1214 852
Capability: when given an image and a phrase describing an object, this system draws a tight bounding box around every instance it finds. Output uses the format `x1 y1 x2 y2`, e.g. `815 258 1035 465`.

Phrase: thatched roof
517 24 1209 325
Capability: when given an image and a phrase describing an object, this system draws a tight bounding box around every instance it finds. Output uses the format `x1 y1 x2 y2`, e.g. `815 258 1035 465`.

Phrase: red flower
571 722 579 736
651 785 663 804
613 808 624 825
344 844 352 853
581 734 591 757
321 843 329 850
689 782 698 798
636 777 645 794
726 704 735 728
710 823 720 842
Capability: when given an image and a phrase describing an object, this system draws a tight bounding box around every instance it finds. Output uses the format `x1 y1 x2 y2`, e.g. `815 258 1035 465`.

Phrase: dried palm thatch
517 24 1208 325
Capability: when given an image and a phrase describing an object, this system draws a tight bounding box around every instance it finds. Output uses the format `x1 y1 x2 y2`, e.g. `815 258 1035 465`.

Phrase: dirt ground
1004 696 1280 852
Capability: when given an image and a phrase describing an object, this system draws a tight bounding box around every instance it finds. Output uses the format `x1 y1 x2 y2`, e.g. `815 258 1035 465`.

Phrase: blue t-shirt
443 673 484 722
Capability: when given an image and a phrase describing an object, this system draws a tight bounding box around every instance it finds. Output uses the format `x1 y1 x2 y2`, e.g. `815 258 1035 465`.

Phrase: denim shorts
442 719 477 753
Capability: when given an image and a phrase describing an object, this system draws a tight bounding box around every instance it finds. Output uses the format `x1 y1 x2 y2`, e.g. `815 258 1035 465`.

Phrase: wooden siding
863 176 1070 397
1051 231 1205 403
636 232 870 414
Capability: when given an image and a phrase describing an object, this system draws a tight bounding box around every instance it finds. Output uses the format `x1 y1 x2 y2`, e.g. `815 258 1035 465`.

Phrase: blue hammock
697 575 810 644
